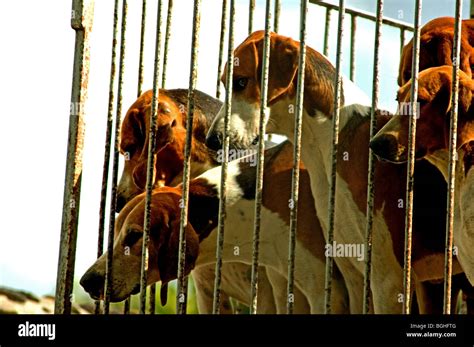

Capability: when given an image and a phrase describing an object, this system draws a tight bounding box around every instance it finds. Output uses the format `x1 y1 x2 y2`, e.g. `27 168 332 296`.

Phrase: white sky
0 0 468 299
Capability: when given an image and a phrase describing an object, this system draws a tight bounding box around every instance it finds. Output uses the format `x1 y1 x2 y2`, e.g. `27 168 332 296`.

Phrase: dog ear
121 108 146 154
255 34 298 105
156 215 200 285
132 159 154 191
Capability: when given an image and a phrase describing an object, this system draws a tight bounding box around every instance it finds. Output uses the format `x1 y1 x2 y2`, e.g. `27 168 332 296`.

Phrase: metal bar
287 0 308 315
444 0 462 315
149 284 156 314
139 0 163 314
274 0 281 32
176 0 202 315
250 0 272 315
122 0 147 316
324 0 344 315
363 0 383 315
95 0 119 316
349 14 356 82
54 0 94 315
161 0 174 88
216 0 229 99
323 8 331 57
213 0 235 315
137 0 147 97
248 0 255 35
310 0 413 31
104 0 128 315
400 28 406 54
402 0 422 315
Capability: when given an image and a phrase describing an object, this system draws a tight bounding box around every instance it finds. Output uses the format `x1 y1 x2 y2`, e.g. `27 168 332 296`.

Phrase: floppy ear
121 109 146 152
264 35 299 104
457 78 474 148
132 159 154 190
157 216 200 285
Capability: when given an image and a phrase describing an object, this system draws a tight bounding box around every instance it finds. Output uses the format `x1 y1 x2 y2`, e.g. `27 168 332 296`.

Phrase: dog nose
116 194 127 213
80 271 104 299
369 134 398 160
206 133 223 151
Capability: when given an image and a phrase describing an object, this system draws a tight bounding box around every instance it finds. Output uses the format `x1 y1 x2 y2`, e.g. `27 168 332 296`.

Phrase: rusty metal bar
274 0 281 32
403 0 422 315
54 0 94 315
250 0 272 315
444 0 463 315
212 0 235 314
324 0 344 315
161 0 174 88
137 0 147 97
176 0 202 315
323 8 331 56
216 0 229 99
104 0 128 315
399 28 406 54
122 0 148 316
249 0 255 35
139 0 163 315
363 0 383 315
311 0 413 31
95 0 119 316
287 0 308 315
349 14 356 82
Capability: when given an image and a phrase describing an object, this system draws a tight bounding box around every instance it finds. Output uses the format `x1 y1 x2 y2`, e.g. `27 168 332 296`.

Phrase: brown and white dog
115 88 278 313
398 16 474 86
370 66 474 296
205 31 465 313
80 141 349 313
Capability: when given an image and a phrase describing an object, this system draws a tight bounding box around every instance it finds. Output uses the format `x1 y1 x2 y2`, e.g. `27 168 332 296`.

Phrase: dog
205 31 469 313
398 16 474 86
80 141 349 313
116 88 280 313
370 66 474 307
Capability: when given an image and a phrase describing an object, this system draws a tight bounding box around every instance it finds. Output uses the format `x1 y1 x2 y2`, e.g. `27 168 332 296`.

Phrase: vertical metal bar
137 0 147 97
399 28 406 55
104 0 128 315
363 0 383 315
54 0 94 315
324 0 345 315
444 0 462 315
287 0 308 315
95 0 119 316
176 0 202 315
216 0 229 99
323 8 331 56
250 0 272 315
249 0 255 35
273 0 281 32
403 0 422 315
349 14 356 82
123 0 147 316
161 0 174 88
139 0 163 315
213 0 235 314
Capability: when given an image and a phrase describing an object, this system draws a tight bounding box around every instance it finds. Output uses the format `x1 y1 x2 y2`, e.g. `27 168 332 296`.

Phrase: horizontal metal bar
310 0 414 31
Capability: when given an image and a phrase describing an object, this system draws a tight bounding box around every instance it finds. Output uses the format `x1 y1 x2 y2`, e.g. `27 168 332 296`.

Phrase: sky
0 0 470 301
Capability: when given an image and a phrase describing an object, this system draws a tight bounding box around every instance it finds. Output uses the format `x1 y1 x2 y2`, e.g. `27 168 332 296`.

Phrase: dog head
370 66 474 164
117 91 185 212
80 187 200 302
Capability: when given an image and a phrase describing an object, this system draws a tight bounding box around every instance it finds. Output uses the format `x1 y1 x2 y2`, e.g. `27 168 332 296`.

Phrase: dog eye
233 77 248 92
124 229 142 246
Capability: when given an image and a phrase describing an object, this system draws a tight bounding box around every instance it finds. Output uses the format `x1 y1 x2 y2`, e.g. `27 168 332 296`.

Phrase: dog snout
369 134 405 163
80 270 105 300
206 132 223 151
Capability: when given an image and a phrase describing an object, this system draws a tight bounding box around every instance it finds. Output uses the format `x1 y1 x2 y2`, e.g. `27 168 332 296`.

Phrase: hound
115 88 280 313
205 31 463 313
80 141 349 314
370 66 474 295
398 16 474 86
